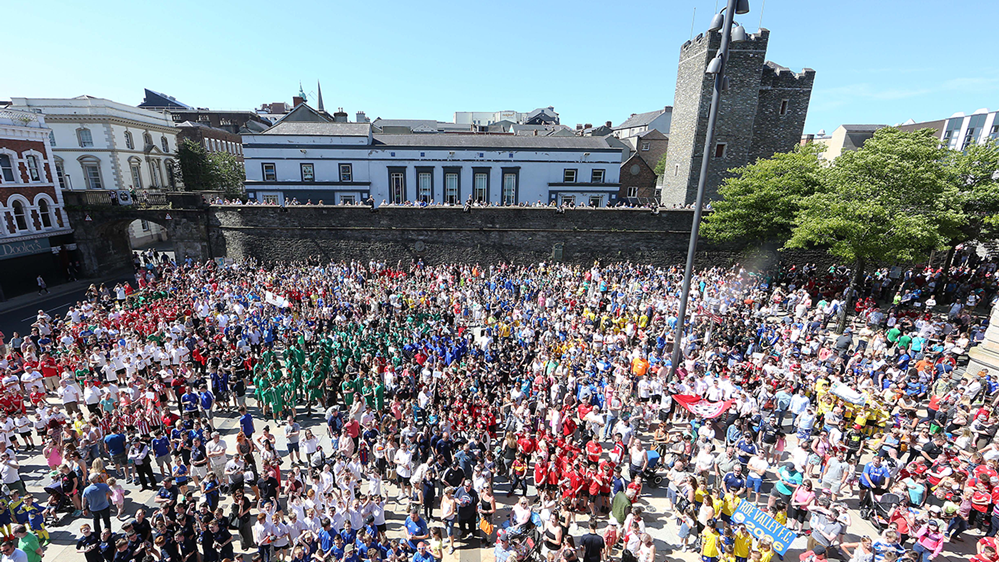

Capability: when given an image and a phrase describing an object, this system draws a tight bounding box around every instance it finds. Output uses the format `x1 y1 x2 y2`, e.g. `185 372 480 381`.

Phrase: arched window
165 160 176 189
143 132 153 146
38 199 53 228
124 131 134 150
79 156 103 189
161 136 169 152
77 128 93 147
12 200 28 231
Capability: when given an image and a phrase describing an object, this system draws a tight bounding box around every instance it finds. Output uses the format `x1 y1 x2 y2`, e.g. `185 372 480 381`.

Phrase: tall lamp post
669 0 750 379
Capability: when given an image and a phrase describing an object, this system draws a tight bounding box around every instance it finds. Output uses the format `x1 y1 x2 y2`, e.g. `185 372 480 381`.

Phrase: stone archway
66 208 214 277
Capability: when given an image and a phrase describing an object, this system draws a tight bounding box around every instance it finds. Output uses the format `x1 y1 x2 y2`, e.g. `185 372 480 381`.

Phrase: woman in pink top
912 520 946 562
788 479 816 532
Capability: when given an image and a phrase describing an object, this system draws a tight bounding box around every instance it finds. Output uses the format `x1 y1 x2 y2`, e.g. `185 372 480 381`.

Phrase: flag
671 394 733 419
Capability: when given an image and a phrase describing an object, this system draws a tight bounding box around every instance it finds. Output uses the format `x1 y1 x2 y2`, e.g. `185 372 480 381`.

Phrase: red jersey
586 441 602 464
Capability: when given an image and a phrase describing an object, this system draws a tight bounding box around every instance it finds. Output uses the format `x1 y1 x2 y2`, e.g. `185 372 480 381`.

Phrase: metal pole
670 0 738 379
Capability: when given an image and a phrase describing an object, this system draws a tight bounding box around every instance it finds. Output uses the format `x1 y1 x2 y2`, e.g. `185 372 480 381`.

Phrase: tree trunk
943 244 957 272
837 258 866 334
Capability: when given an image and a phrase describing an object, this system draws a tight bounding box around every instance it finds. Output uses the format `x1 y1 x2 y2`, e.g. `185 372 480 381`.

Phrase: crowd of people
0 252 996 562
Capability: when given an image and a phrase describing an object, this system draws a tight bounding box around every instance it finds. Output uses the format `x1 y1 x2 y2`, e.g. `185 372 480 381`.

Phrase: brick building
660 28 814 206
176 121 245 162
0 108 76 298
618 129 669 204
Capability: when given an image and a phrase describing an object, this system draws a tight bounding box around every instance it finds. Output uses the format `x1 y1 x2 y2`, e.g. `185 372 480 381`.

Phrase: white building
8 96 180 193
612 107 672 139
454 107 559 127
897 108 999 150
244 105 620 206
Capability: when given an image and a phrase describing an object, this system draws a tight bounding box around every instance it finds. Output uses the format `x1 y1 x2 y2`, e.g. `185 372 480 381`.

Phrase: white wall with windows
8 96 179 192
243 131 621 206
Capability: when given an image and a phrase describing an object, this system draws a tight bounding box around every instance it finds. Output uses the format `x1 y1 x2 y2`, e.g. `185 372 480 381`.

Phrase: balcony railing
0 109 45 128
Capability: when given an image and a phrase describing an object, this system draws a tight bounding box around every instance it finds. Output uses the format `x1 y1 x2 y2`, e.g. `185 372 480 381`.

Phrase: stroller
503 515 541 562
860 491 903 532
641 450 663 488
43 473 75 524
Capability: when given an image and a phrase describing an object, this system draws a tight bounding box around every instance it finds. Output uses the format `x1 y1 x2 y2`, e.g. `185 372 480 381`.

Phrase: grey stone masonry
660 28 814 206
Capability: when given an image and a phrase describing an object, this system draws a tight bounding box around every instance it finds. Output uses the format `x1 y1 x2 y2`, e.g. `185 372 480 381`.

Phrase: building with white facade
612 107 672 139
453 107 559 127
0 108 76 297
244 105 620 207
897 108 999 150
8 96 180 193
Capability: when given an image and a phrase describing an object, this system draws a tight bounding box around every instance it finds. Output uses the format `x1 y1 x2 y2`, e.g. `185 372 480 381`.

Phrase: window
417 171 432 202
12 201 28 231
140 220 150 231
130 164 143 189
389 170 406 203
339 164 353 182
641 141 650 151
149 160 161 187
83 162 103 189
124 131 134 150
962 128 977 150
49 131 56 147
301 163 315 182
38 199 52 228
166 160 176 188
77 128 93 147
560 195 575 205
589 195 603 207
674 164 680 176
473 172 488 202
55 160 66 189
626 187 638 198
340 195 356 205
444 172 459 204
262 194 280 204
0 155 15 183
563 169 577 182
991 124 999 139
591 169 605 183
502 172 517 205
714 143 727 158
262 163 277 182
161 137 169 152
143 132 153 146
25 155 40 182
654 188 662 200
779 100 789 115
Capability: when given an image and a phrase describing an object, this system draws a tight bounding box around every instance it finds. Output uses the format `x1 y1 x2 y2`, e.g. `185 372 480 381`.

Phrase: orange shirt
631 357 650 376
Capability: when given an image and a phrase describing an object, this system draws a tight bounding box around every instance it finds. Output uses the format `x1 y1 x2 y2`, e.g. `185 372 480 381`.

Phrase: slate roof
614 108 670 130
371 134 615 150
262 122 371 136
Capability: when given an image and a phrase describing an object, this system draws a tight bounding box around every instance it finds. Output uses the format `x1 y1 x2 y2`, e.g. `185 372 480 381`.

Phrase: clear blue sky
6 0 998 133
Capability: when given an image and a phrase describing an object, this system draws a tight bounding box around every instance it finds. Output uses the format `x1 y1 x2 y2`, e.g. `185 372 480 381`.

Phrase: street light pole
669 0 744 379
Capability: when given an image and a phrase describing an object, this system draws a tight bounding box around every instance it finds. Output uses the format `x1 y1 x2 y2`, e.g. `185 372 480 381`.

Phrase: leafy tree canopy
702 142 824 244
786 127 965 267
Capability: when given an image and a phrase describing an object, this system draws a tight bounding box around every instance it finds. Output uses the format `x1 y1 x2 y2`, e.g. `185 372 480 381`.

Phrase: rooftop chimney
333 107 348 123
576 124 583 130
292 96 305 107
585 123 592 129
356 111 369 123
605 121 612 127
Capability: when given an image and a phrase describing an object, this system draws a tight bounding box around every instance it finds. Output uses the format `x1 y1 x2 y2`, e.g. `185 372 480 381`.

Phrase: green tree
653 153 667 176
208 151 246 199
949 137 999 239
702 143 824 244
176 138 213 191
786 128 965 332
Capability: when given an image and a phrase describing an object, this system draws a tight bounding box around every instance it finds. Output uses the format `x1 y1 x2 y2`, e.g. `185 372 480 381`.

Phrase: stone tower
660 28 815 206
